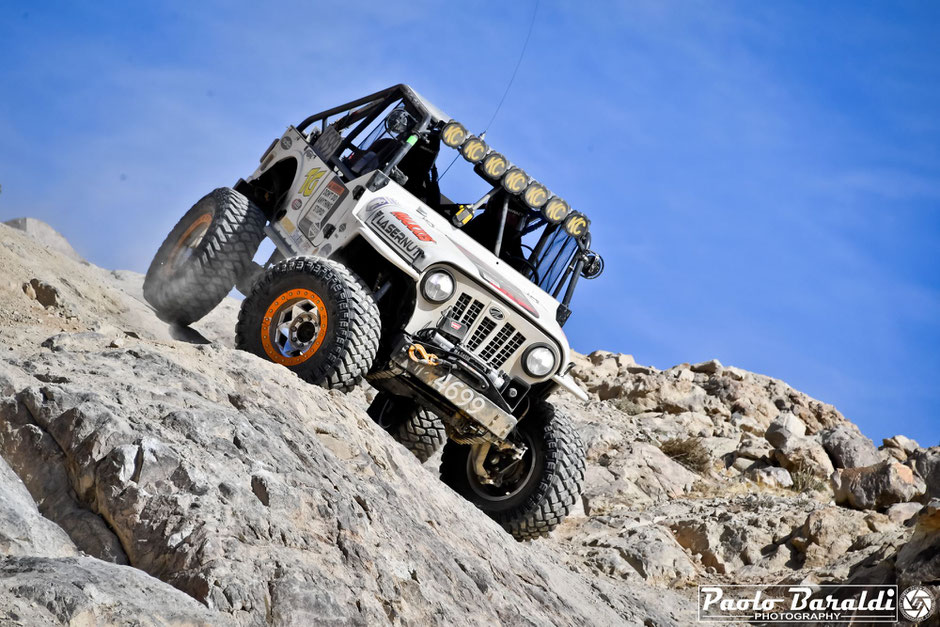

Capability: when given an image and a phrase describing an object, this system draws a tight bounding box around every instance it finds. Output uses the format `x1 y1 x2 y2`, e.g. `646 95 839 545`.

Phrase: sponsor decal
291 198 303 211
900 585 936 623
367 209 426 263
697 584 900 623
450 321 463 331
390 211 434 243
299 167 326 197
304 148 314 159
297 176 348 240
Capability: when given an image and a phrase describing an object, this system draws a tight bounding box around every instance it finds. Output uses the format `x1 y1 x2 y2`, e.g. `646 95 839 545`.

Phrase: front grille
449 292 528 371
467 318 496 350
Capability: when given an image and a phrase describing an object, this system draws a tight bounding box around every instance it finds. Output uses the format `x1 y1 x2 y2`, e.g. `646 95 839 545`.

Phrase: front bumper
378 337 518 440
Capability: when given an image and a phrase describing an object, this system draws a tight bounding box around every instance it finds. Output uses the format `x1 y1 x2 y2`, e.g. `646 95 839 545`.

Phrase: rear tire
440 401 585 541
144 188 266 326
368 393 447 462
236 257 380 391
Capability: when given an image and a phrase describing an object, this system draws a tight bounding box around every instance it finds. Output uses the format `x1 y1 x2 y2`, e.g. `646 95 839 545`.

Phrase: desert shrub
659 437 712 473
790 461 825 493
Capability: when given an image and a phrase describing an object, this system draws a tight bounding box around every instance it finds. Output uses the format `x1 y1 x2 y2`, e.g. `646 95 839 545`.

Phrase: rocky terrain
0 218 936 625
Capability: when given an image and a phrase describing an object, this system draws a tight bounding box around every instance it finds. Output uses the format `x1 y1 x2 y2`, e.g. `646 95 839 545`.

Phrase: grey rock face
0 337 689 625
822 425 880 469
0 556 222 626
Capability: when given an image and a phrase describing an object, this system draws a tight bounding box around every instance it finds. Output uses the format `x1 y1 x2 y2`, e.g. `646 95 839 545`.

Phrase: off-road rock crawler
144 85 604 540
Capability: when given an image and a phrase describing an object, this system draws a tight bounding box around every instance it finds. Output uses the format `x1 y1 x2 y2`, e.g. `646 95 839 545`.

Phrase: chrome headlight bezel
420 269 456 303
522 344 558 378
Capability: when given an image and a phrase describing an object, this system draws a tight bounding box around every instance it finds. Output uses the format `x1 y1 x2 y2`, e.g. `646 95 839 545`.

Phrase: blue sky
1 1 937 446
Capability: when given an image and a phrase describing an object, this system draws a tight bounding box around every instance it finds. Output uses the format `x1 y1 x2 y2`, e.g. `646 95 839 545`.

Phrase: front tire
368 393 447 462
143 188 266 325
441 401 586 541
236 257 380 391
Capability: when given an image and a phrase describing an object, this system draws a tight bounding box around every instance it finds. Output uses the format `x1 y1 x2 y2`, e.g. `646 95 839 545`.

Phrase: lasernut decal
367 209 428 264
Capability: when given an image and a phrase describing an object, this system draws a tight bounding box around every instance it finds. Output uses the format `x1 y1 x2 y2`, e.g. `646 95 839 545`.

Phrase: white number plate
428 372 487 416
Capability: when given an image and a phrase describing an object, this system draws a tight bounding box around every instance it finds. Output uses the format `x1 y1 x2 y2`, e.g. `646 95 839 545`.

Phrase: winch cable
438 0 540 181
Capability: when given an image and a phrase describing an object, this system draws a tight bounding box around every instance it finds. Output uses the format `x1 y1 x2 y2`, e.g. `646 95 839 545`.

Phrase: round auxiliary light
563 211 590 238
523 345 557 377
501 168 528 194
542 197 570 224
460 136 488 163
441 121 468 148
482 152 508 179
522 182 549 209
421 269 455 303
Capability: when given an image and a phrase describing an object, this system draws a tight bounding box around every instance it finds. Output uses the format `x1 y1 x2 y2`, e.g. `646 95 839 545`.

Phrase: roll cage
292 84 602 321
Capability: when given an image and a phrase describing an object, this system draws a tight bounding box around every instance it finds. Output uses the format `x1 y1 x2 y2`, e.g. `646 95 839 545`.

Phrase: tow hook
408 343 441 366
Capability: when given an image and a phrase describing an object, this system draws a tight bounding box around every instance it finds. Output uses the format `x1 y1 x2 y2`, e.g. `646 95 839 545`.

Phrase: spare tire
144 188 266 326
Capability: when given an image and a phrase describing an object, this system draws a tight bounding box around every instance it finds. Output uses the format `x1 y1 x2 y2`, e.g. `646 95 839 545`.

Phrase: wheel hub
274 300 321 357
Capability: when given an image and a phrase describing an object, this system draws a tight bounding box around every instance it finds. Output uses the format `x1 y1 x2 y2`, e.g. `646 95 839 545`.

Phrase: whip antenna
440 0 540 180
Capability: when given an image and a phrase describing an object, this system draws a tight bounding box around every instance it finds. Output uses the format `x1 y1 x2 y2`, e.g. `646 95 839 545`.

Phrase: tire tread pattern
234 256 380 392
144 188 266 325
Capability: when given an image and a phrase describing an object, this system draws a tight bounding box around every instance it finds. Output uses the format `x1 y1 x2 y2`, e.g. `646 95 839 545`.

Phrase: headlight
523 345 557 377
421 270 455 303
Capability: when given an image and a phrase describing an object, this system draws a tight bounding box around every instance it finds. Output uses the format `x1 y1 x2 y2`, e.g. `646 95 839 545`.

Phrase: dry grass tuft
659 437 712 473
790 461 826 493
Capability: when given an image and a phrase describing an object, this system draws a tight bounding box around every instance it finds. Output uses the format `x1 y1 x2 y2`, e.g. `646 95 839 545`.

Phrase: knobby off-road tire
143 188 266 326
441 401 586 541
368 393 447 462
236 257 380 391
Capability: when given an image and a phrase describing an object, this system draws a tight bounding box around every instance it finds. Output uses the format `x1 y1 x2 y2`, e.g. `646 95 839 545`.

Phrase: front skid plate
389 349 517 440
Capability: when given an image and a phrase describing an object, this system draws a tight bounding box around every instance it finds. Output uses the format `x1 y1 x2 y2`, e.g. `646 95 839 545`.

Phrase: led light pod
441 121 468 148
542 197 570 224
501 168 528 194
523 182 549 209
564 211 590 238
460 136 488 163
482 152 509 179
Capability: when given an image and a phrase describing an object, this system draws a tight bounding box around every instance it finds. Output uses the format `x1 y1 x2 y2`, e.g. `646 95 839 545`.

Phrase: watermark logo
698 584 899 623
900 585 936 623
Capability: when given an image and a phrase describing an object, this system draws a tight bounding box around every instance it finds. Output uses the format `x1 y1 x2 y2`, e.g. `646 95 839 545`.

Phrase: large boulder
822 425 880 469
765 412 806 448
831 461 924 510
774 437 835 478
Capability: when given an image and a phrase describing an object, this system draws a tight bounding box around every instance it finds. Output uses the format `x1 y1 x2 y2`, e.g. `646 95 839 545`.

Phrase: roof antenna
439 0 540 181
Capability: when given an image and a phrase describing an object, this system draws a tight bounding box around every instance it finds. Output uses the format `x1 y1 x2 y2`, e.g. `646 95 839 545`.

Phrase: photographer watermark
697 583 936 623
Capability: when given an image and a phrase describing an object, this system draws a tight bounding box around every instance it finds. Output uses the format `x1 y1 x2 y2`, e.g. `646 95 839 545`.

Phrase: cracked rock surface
1 218 937 624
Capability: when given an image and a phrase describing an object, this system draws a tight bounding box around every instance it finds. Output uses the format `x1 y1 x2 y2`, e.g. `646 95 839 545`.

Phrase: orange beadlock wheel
260 288 328 366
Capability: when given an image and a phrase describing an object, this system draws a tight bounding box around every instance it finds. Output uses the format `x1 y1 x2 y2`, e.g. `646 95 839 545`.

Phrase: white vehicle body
254 125 585 401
